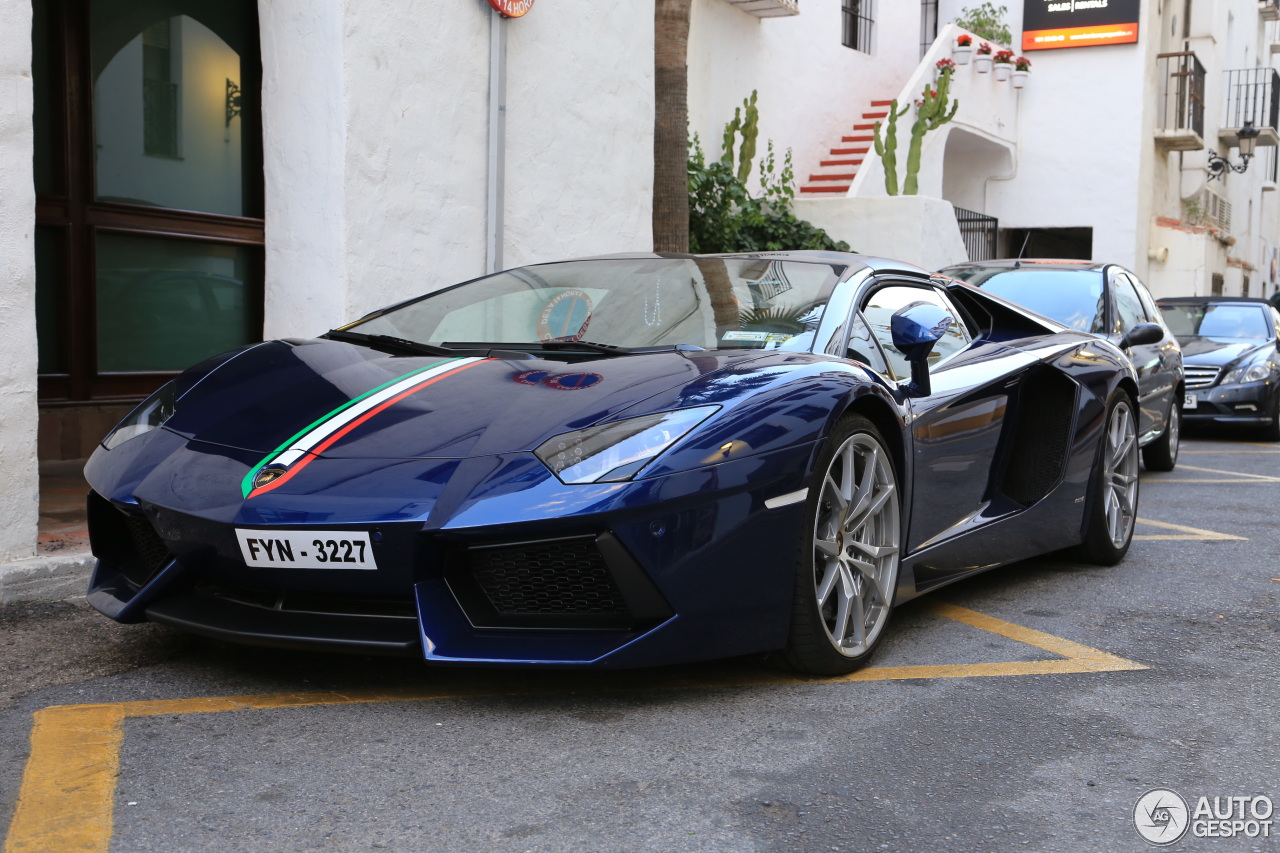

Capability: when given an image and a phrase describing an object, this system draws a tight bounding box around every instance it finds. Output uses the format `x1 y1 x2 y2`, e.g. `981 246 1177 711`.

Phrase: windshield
948 268 1106 334
1159 303 1272 341
347 258 843 351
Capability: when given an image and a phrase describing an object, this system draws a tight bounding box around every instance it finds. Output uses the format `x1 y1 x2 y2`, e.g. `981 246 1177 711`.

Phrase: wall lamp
1207 120 1259 180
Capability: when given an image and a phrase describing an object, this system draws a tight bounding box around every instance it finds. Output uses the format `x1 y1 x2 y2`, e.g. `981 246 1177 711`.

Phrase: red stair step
808 173 857 181
830 146 870 155
869 99 894 107
800 184 851 193
842 134 874 143
820 158 864 167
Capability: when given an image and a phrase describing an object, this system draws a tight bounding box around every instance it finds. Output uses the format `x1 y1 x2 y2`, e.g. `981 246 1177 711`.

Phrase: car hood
163 338 764 459
1177 336 1273 367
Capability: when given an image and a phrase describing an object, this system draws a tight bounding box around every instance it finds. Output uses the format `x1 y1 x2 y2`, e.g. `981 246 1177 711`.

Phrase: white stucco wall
262 0 654 336
0 0 39 562
689 0 925 193
793 196 970 269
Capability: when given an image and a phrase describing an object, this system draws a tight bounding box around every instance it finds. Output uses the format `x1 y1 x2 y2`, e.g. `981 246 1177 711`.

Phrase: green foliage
689 136 851 254
954 3 1011 44
720 91 760 184
872 101 910 196
903 68 959 195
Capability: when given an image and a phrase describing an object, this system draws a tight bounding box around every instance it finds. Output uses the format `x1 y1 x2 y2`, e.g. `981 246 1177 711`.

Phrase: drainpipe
486 9 507 275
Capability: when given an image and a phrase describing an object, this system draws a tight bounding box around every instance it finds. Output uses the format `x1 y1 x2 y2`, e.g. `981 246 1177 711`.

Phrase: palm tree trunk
654 0 691 253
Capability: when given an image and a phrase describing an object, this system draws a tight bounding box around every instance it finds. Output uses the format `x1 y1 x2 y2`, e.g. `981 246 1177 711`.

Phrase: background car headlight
535 406 719 484
1221 362 1274 385
101 382 177 450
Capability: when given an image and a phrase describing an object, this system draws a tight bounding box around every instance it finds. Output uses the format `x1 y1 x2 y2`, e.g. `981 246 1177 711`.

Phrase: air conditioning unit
1190 188 1233 232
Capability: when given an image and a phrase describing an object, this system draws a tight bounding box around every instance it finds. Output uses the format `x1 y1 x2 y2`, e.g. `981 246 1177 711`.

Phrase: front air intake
999 369 1079 506
87 491 174 588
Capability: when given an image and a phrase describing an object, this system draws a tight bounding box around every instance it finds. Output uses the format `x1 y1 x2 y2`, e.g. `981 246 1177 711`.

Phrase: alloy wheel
811 433 900 657
1104 401 1139 548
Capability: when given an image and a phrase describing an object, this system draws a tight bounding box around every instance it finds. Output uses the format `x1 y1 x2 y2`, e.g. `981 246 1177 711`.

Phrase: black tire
1141 397 1180 471
1073 391 1140 566
781 414 902 676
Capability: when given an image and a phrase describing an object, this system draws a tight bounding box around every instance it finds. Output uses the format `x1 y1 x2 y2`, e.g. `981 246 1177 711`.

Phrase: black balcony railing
1157 52 1205 138
1223 67 1280 132
953 207 998 262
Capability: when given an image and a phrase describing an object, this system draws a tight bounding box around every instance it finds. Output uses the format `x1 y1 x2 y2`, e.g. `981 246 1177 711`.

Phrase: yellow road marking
1133 518 1247 541
3 604 1145 853
4 705 123 853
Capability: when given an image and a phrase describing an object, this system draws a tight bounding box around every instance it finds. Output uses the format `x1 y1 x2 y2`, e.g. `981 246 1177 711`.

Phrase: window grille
842 0 873 53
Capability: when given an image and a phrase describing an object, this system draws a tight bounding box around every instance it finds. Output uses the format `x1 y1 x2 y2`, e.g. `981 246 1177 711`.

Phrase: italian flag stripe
241 357 491 499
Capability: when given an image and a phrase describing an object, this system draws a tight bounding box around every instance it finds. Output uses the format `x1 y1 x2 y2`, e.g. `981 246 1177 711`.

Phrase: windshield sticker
241 357 493 500
537 290 593 342
721 331 771 342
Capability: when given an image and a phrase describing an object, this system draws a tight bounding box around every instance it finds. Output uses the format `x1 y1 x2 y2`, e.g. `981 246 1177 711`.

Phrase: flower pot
953 45 973 65
974 55 992 73
994 63 1012 81
1011 69 1029 88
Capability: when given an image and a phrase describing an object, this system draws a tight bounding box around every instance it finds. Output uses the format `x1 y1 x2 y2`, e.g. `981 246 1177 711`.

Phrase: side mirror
891 302 953 397
1119 322 1163 349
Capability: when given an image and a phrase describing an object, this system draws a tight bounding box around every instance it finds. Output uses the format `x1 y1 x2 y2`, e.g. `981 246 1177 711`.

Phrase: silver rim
812 433 900 657
1167 403 1180 461
1104 401 1139 548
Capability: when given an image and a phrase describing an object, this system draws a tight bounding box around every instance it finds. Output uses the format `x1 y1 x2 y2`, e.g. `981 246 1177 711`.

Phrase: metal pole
486 9 507 275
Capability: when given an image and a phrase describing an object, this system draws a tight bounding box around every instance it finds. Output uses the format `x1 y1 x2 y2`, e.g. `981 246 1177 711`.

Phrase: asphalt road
1 435 1277 852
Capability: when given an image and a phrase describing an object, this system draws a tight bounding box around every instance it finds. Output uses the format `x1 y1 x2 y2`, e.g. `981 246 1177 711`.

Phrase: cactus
872 101 911 196
903 68 959 196
736 91 759 184
721 91 760 183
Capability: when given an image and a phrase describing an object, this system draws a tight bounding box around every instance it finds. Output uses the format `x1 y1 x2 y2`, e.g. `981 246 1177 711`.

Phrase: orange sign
1023 22 1138 50
488 0 535 16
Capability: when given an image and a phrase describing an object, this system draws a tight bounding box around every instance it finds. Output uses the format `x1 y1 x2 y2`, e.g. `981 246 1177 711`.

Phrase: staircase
799 98 894 196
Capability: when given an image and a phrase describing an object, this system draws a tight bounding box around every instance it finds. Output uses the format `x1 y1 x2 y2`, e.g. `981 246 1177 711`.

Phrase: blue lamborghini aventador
85 252 1145 674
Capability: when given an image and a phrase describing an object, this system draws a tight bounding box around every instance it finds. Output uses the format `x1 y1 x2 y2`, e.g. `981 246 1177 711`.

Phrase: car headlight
535 406 719 484
1221 362 1274 385
101 382 178 450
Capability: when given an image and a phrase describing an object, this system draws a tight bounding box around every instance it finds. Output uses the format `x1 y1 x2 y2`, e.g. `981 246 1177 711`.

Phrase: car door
859 280 1031 569
1110 269 1173 440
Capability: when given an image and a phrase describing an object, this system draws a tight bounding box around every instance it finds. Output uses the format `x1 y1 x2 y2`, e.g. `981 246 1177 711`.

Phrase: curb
0 551 94 604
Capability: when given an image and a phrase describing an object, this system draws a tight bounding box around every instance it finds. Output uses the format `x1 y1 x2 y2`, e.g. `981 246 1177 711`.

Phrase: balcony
720 0 799 17
1155 52 1206 151
1220 68 1280 147
1261 0 1280 22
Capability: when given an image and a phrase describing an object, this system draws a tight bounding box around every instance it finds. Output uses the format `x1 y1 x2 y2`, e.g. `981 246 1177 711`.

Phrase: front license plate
235 529 377 570
1184 393 1198 409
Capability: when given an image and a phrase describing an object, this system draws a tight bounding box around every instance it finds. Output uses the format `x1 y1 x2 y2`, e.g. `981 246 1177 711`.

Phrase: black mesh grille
1001 370 1078 505
469 539 627 616
123 513 172 576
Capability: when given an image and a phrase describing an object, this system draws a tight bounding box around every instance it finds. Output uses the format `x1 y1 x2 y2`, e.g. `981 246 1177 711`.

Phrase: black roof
937 258 1108 273
1156 296 1272 305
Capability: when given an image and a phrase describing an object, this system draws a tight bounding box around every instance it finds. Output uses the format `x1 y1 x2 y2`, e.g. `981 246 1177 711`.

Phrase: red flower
994 49 1015 63
936 58 957 72
957 34 973 46
977 41 993 54
1015 56 1032 71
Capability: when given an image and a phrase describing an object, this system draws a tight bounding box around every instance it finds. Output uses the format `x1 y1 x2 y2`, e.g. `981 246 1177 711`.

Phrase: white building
2 0 1277 591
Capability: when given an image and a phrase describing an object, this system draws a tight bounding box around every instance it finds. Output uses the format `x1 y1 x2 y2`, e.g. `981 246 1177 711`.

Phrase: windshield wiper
322 329 464 357
443 340 705 357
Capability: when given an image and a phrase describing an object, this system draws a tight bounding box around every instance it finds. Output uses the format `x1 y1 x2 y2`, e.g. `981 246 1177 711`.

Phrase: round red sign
488 0 535 17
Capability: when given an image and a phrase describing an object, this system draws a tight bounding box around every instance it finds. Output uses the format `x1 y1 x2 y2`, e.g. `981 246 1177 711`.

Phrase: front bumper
85 435 817 668
1180 382 1277 425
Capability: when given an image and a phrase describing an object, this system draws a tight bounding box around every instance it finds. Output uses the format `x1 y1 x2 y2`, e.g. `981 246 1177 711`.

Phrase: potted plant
935 57 957 80
974 42 994 73
993 49 1015 81
953 33 973 65
1011 55 1031 88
